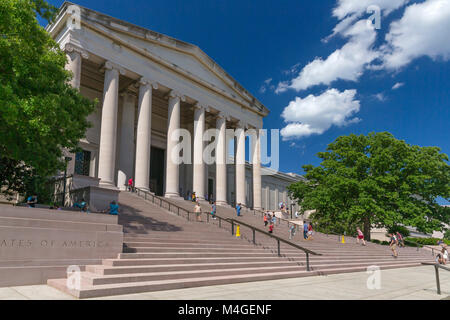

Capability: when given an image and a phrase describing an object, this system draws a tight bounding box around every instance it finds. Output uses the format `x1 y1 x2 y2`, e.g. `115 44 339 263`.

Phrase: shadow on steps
118 203 183 234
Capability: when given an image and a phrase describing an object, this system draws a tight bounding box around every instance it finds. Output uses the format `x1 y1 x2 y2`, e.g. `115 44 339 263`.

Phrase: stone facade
47 2 302 211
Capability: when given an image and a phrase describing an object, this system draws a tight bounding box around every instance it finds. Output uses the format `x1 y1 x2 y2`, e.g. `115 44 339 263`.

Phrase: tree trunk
363 216 371 241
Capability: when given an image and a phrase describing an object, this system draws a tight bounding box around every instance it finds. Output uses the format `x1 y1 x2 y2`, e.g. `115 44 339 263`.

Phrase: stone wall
0 205 123 287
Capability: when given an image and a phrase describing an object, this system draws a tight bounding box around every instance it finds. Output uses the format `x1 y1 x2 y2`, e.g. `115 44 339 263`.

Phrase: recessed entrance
150 147 165 196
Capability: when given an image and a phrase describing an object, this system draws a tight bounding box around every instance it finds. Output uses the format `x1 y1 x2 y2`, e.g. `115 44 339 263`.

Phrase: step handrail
421 262 450 295
132 187 320 271
230 218 321 256
227 218 321 272
133 188 196 219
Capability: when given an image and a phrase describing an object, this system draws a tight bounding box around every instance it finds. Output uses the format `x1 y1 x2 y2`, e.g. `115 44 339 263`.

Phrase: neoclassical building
48 2 302 211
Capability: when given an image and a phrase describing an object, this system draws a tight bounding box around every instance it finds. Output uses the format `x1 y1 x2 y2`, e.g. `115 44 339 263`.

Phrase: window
74 150 91 176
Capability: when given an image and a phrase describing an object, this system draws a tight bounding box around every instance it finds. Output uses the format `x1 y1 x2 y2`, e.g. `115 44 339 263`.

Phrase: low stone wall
0 205 123 287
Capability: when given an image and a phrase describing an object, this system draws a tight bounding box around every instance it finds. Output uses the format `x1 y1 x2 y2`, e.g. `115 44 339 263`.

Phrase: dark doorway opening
208 178 214 202
150 147 165 196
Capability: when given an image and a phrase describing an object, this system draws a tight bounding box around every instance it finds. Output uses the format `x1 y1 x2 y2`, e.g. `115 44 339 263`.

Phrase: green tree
288 132 450 240
0 0 95 199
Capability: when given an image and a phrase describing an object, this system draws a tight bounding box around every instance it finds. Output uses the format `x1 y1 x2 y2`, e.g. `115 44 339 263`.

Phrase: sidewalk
0 266 448 300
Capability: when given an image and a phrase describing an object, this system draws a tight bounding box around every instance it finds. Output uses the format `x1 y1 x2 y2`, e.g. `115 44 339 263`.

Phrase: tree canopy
288 132 450 239
0 0 95 199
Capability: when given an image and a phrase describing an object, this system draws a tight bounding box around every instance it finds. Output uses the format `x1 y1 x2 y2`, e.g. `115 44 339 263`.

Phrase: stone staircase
47 192 434 298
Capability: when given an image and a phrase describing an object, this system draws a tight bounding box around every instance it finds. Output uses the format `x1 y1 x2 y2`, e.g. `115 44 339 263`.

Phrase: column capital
139 77 158 90
193 101 208 111
169 90 186 102
64 43 89 59
237 120 249 130
101 61 126 75
120 90 137 101
216 112 230 121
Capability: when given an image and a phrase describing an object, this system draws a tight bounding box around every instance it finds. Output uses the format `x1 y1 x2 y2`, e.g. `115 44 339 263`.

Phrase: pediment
50 2 269 117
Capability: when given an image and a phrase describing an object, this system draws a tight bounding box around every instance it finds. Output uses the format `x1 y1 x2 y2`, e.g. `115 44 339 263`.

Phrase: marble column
193 103 206 201
65 43 88 89
98 61 124 188
117 91 136 190
235 123 246 207
215 114 228 206
252 129 262 210
164 91 185 198
64 44 88 175
134 78 158 192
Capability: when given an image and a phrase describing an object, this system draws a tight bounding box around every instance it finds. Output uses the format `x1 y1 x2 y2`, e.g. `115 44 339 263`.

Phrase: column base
216 201 231 208
99 181 119 190
135 187 153 194
164 193 184 201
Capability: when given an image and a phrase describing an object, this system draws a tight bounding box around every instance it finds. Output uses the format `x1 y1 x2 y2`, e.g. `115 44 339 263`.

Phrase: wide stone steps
47 261 423 299
46 192 434 298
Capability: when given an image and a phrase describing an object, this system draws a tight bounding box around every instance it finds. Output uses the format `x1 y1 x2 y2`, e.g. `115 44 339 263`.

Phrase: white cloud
276 20 378 93
392 82 405 90
259 78 274 94
333 0 409 20
373 93 386 101
280 89 361 140
382 0 450 70
326 0 409 40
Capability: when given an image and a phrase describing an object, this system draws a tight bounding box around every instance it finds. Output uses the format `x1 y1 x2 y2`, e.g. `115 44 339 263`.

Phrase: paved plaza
1 266 448 300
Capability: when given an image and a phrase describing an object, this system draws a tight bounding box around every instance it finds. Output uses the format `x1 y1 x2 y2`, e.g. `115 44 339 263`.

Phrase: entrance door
208 178 214 201
150 147 165 196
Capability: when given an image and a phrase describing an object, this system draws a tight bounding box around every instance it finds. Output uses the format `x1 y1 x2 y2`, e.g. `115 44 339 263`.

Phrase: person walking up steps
236 203 241 217
194 202 202 222
127 178 133 192
303 221 308 240
389 233 398 258
396 232 405 248
356 227 366 246
211 201 216 220
263 213 268 227
307 222 314 240
269 222 274 234
289 224 296 240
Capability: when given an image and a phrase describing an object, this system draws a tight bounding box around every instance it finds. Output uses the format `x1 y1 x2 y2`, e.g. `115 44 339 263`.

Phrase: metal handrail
132 187 320 271
421 262 450 295
134 187 196 219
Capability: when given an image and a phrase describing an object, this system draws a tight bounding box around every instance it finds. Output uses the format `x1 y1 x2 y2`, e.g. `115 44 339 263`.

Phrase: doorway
208 178 214 201
149 147 165 196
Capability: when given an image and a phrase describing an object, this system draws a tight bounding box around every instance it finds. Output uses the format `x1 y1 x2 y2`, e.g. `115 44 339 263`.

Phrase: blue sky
41 0 449 202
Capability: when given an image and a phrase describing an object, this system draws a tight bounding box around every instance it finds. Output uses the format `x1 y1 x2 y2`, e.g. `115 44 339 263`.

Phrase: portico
51 3 270 209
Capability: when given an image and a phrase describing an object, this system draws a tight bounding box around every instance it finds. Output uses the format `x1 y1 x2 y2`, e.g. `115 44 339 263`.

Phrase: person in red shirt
128 178 133 192
269 223 274 234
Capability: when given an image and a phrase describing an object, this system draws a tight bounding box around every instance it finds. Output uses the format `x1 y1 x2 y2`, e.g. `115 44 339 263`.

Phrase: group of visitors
193 201 217 222
185 190 214 203
303 221 314 240
74 198 90 213
263 211 277 234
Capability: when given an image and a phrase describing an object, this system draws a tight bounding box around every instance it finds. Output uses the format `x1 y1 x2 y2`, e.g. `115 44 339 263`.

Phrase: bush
444 229 450 240
405 237 450 246
370 239 390 245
